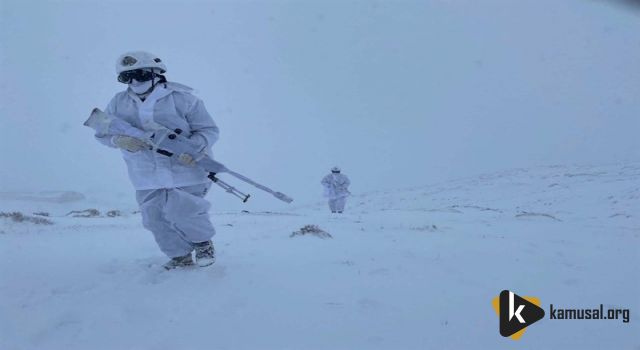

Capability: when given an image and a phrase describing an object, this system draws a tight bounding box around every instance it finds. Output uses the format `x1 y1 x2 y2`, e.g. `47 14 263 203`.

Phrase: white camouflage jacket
321 173 351 199
95 82 219 190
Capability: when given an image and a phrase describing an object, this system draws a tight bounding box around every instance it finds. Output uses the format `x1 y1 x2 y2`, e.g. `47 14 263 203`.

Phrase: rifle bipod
208 172 251 202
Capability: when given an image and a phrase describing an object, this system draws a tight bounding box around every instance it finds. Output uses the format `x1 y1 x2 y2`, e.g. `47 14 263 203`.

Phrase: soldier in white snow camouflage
93 51 218 269
321 166 351 213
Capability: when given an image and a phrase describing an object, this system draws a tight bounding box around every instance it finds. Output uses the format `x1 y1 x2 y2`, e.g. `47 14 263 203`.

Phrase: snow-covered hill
1 163 638 349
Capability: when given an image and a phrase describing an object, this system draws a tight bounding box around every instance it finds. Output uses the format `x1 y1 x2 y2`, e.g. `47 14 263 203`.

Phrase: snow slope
1 163 638 349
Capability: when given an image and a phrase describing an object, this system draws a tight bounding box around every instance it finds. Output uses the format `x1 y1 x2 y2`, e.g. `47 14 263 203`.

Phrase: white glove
177 153 196 166
112 135 148 153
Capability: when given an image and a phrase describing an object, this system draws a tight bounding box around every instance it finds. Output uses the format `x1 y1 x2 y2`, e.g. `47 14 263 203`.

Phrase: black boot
163 253 194 270
194 240 216 267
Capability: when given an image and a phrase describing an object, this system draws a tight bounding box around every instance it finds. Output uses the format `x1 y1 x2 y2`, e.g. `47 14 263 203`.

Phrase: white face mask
129 79 154 95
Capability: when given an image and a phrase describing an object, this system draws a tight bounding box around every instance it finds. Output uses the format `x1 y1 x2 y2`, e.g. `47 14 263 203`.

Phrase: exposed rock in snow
0 211 54 225
66 209 100 218
290 224 333 239
410 224 438 232
515 211 562 221
106 210 122 218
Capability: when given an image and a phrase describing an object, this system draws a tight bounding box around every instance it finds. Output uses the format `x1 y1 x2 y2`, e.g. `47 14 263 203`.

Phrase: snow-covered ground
1 163 638 350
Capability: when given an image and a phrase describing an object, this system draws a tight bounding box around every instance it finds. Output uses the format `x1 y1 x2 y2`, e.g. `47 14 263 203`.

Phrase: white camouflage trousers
136 183 215 258
328 197 347 212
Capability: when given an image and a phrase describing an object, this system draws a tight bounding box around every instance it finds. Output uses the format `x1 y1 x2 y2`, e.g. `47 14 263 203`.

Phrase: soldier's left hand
177 153 196 166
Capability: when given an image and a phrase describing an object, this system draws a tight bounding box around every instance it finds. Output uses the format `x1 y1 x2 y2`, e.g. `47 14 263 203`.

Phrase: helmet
116 51 167 74
331 166 341 172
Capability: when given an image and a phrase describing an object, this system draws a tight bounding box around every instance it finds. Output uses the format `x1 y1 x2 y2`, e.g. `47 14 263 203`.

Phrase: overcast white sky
1 0 638 211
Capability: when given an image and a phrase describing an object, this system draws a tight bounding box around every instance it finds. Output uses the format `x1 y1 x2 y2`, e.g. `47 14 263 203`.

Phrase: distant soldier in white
321 166 351 213
92 51 218 269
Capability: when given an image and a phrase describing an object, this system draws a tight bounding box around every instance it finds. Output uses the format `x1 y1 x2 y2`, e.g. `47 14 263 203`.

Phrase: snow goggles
117 69 156 84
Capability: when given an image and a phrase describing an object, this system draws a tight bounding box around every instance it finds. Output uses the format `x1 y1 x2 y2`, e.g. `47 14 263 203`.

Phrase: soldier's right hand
112 135 149 153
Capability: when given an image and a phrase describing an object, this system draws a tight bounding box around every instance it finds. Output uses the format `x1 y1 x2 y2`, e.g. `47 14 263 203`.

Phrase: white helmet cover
116 51 167 74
